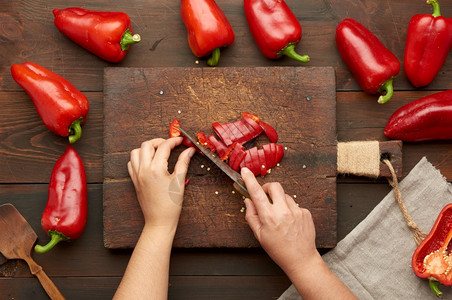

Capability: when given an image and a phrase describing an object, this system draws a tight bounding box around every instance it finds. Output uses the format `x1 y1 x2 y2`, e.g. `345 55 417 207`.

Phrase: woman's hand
241 167 319 276
127 137 196 230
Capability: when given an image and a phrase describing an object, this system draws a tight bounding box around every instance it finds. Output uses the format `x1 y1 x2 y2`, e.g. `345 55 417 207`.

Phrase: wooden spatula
0 203 65 300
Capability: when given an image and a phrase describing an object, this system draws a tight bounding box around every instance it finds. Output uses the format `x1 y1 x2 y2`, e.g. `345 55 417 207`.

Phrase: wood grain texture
2 0 452 298
103 66 337 248
0 275 291 300
1 90 451 183
0 92 103 183
2 0 452 92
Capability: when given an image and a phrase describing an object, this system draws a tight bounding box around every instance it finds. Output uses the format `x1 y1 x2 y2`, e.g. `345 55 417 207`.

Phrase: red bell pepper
169 118 196 148
212 117 263 146
228 143 247 171
197 131 216 153
412 203 452 298
336 19 400 104
207 135 232 161
404 0 452 87
244 0 309 63
242 112 260 123
384 90 452 141
240 143 284 177
260 121 278 143
35 145 87 254
181 0 235 67
10 62 89 144
53 7 141 63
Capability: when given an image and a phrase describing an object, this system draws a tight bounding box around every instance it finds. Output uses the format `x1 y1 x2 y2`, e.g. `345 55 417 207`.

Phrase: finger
173 147 196 177
139 138 167 165
241 167 271 214
244 198 262 241
152 137 183 170
285 194 300 211
127 161 135 180
129 148 141 171
261 182 286 207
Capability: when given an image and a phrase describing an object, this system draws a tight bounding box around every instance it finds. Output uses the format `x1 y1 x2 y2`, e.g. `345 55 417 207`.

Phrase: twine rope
382 159 427 245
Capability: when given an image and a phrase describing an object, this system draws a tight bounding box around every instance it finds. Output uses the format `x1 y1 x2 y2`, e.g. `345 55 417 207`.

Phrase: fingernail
241 167 251 174
188 147 196 158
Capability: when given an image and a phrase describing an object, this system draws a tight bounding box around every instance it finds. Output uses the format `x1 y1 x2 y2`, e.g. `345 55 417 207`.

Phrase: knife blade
176 126 250 198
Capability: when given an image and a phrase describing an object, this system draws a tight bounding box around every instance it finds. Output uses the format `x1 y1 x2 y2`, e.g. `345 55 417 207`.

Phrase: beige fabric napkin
279 157 452 299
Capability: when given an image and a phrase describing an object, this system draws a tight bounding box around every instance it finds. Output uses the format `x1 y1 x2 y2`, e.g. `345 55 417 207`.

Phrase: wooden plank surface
2 0 452 92
103 66 337 248
2 0 452 298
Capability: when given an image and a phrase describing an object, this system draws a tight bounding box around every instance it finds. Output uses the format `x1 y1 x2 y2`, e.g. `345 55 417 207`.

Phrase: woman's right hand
240 167 320 276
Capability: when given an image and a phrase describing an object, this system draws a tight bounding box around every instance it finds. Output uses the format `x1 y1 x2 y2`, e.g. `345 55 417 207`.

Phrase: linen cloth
279 157 452 299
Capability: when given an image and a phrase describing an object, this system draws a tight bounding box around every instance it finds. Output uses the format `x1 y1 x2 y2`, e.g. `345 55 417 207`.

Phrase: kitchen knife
176 126 250 198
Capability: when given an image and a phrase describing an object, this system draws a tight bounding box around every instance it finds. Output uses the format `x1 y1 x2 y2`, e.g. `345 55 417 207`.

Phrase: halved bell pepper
412 203 452 298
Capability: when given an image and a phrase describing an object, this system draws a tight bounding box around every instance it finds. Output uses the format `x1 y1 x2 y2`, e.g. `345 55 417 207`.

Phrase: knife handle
233 179 250 199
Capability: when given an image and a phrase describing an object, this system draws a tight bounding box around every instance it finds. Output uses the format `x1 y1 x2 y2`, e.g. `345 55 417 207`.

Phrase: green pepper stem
120 29 141 51
68 117 83 144
279 43 310 63
377 78 395 104
427 0 441 18
429 279 443 298
34 231 68 254
207 48 221 67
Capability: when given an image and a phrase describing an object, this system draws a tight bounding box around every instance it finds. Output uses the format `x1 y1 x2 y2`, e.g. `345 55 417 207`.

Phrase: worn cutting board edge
103 66 338 248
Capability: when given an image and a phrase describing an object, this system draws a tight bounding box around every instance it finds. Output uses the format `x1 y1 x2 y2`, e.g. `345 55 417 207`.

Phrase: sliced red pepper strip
197 131 216 152
263 143 274 169
220 124 237 146
260 121 278 143
169 118 196 148
232 150 247 172
34 145 87 254
248 146 262 176
242 112 260 123
169 118 182 138
240 150 252 169
53 8 140 63
208 135 231 161
212 121 233 146
275 144 285 165
228 149 238 169
227 122 246 143
243 116 264 136
233 119 253 140
258 149 268 177
222 142 237 161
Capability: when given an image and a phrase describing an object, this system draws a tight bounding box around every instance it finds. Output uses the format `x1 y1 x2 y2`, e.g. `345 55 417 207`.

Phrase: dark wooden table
1 0 452 299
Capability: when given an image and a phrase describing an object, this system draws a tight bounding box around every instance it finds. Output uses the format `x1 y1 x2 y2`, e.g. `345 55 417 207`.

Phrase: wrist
283 250 324 282
142 223 178 239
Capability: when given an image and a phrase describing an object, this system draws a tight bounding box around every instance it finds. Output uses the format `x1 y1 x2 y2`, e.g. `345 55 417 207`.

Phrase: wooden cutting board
103 66 338 248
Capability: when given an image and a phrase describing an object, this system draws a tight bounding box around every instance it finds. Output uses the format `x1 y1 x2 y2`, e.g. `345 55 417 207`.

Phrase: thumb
244 198 262 241
173 147 196 177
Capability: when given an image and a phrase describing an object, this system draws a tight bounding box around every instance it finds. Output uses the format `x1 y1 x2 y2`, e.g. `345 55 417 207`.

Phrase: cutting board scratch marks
103 66 337 248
